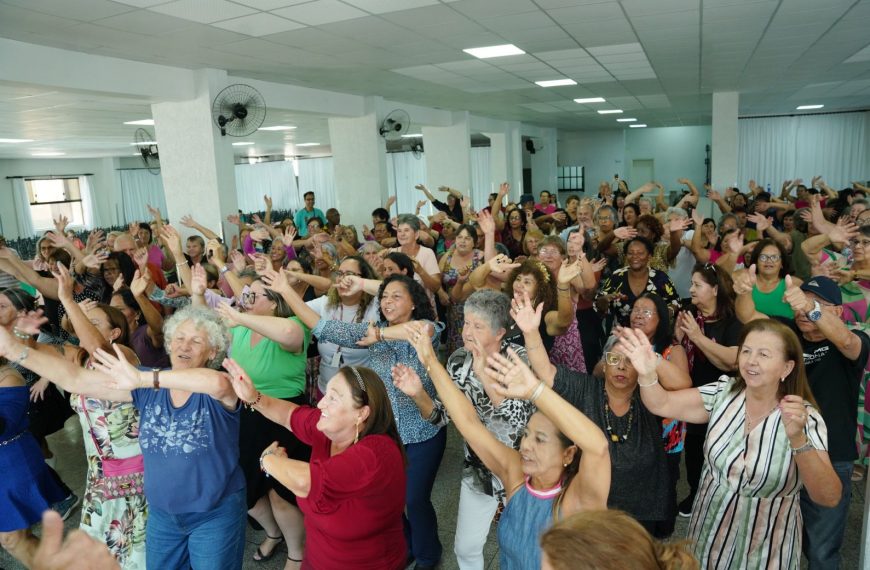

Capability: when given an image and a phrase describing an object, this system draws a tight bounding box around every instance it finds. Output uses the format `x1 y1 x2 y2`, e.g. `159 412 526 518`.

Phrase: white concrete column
423 112 471 194
708 91 739 219
152 69 237 242
530 128 558 203
328 108 388 231
484 121 524 201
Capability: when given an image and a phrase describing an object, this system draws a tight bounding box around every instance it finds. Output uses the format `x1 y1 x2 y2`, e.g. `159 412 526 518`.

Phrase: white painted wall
625 126 711 191
558 130 625 196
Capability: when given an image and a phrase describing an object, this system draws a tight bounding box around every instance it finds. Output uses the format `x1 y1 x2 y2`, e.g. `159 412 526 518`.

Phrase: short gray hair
163 306 230 369
396 214 420 231
358 241 384 254
667 206 688 220
595 205 617 224
463 290 511 333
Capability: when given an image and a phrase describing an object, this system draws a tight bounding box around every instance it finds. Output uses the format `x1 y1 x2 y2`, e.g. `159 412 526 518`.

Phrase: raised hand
112 274 125 292
206 238 225 264
416 200 427 211
250 228 270 242
262 267 292 297
52 261 76 303
53 215 70 235
828 218 859 246
488 254 520 277
82 251 109 270
676 310 702 342
179 215 196 228
132 247 149 270
129 269 150 298
667 217 691 233
614 327 659 376
263 195 273 209
723 231 745 255
477 208 495 234
224 357 259 403
557 257 583 285
78 299 99 315
706 188 722 202
159 225 183 256
783 274 811 314
613 226 637 240
780 394 809 440
589 257 607 273
85 230 105 254
216 301 242 324
747 213 771 233
392 364 424 398
92 345 139 391
251 214 263 226
677 177 690 185
499 182 510 196
385 195 396 210
190 263 207 295
510 290 543 333
146 204 162 220
732 264 757 296
486 348 541 400
552 211 567 223
226 213 242 226
229 250 247 273
14 309 48 336
406 321 436 364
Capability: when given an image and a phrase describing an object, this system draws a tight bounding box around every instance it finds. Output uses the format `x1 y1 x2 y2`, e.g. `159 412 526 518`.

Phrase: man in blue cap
735 271 870 569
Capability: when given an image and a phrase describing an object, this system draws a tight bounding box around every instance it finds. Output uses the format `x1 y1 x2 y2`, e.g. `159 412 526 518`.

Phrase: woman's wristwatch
790 439 814 456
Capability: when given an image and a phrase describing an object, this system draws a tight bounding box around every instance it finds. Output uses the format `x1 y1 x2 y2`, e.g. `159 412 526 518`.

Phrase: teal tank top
497 477 561 570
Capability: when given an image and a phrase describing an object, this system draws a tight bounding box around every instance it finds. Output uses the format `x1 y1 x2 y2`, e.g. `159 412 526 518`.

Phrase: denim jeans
404 427 447 566
801 460 852 570
145 488 246 570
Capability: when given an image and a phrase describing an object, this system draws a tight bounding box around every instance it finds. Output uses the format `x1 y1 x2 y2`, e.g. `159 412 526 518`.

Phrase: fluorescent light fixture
258 125 297 131
130 141 156 146
574 97 606 104
124 119 154 126
535 78 577 87
629 124 648 128
463 44 525 59
0 138 34 143
597 109 623 114
296 142 320 147
232 141 255 146
616 118 637 122
796 104 824 110
32 152 65 156
401 133 423 138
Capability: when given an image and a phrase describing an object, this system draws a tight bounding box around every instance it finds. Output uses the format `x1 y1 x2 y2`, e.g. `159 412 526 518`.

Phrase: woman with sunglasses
511 292 691 537
746 238 801 318
208 271 311 568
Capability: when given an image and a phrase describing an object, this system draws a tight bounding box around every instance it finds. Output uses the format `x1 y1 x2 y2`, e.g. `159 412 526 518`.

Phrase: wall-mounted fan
212 84 267 137
411 141 424 159
379 109 410 140
134 128 160 175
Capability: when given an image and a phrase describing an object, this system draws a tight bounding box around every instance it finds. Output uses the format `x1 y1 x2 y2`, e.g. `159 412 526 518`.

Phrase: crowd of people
1 177 869 569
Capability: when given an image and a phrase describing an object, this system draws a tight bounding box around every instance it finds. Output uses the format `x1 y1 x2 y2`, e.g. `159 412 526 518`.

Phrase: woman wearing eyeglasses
210 274 312 567
511 292 691 537
746 239 801 319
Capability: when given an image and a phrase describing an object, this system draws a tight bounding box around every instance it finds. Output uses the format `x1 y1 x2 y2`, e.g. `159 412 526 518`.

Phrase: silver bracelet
10 346 30 366
12 327 30 340
637 375 659 388
529 381 546 403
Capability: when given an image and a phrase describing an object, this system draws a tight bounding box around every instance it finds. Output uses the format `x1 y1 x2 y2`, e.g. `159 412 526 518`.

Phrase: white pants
454 477 500 570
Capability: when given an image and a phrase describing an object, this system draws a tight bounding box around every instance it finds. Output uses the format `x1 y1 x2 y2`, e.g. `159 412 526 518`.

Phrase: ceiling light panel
0 138 35 143
124 119 154 125
463 44 526 59
535 79 577 87
574 97 606 104
616 118 637 122
259 125 297 131
796 104 824 109
597 109 623 114
629 124 648 128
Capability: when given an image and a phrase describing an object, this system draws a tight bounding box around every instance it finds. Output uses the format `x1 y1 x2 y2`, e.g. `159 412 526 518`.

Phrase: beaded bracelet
12 327 30 340
245 391 262 410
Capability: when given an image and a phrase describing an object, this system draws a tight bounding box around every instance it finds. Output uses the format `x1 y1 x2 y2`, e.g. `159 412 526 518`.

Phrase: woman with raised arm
212 266 311 568
224 359 407 570
437 224 484 355
265 269 447 569
621 321 842 568
396 323 610 570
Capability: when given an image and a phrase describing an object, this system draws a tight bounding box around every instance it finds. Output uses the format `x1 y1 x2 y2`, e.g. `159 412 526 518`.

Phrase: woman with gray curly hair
0 305 247 570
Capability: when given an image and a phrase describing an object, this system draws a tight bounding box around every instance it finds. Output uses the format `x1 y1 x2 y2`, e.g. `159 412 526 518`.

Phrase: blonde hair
541 510 699 570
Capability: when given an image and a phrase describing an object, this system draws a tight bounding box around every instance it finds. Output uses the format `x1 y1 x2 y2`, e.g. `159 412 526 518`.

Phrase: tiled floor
1 415 866 569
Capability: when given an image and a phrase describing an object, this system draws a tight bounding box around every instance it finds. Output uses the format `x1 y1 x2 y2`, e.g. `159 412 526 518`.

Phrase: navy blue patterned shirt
312 318 444 445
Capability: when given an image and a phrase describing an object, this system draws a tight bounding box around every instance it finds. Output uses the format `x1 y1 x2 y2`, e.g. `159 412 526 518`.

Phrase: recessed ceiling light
574 97 606 104
296 142 320 147
130 141 156 146
0 138 34 143
32 152 65 156
597 109 623 114
401 134 422 138
536 79 577 87
124 119 154 126
463 44 525 59
258 125 297 131
796 104 824 110
616 118 637 122
232 141 255 146
629 124 648 128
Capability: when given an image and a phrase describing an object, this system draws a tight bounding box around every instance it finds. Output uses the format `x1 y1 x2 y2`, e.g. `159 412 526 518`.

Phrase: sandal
852 465 866 482
253 534 284 562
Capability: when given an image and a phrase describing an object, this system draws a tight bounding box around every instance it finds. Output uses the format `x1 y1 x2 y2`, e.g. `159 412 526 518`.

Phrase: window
558 166 584 192
26 178 84 232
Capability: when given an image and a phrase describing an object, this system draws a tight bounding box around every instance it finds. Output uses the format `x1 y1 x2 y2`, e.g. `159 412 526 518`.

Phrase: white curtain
387 151 428 217
297 158 336 212
234 161 297 213
469 147 491 212
119 169 166 224
78 175 101 228
10 178 34 238
738 112 868 190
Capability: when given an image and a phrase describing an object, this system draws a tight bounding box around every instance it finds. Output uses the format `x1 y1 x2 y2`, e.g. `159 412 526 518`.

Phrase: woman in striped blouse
620 319 841 569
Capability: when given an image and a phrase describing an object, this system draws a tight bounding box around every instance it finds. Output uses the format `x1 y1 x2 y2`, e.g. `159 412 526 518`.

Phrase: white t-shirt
0 248 20 289
306 295 381 393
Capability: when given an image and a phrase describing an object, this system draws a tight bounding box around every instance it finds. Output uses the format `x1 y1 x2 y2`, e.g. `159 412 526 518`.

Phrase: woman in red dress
225 358 407 570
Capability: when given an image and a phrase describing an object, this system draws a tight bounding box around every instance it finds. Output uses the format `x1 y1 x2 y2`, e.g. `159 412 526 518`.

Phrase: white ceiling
0 0 869 159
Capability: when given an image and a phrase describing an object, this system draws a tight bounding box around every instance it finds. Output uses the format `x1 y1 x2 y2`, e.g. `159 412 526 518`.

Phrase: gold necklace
745 402 779 434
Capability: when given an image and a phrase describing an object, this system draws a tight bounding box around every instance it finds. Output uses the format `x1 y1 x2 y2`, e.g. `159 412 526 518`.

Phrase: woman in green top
212 276 311 567
747 239 802 319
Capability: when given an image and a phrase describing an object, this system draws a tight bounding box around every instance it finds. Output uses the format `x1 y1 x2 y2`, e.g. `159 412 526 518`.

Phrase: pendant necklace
604 389 634 444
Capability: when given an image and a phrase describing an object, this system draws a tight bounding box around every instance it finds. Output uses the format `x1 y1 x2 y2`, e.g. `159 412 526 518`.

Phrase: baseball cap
800 276 842 306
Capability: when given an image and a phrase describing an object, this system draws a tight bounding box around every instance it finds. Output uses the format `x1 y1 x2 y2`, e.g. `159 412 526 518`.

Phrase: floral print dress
70 395 147 569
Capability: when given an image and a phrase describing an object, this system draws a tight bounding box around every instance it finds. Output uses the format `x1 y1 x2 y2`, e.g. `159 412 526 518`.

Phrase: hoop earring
354 419 360 444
